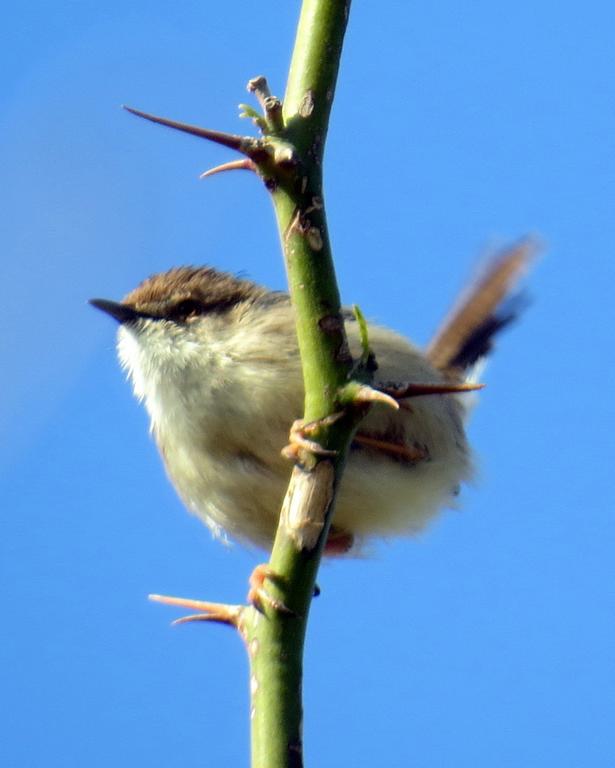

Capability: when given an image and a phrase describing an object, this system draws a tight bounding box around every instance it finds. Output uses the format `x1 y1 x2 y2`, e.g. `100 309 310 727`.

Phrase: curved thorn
123 105 253 154
171 613 239 627
354 385 400 410
248 564 297 617
199 158 257 179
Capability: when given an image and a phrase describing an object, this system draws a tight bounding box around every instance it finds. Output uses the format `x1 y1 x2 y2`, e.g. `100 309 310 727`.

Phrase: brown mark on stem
306 227 323 251
299 90 315 118
318 315 344 334
280 463 334 551
284 208 322 252
318 315 351 363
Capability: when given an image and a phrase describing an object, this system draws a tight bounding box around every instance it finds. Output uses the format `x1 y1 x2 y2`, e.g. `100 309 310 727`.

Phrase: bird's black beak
89 298 142 324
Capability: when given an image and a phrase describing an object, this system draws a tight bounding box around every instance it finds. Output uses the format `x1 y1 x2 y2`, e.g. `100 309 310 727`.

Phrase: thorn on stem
351 385 400 410
382 381 485 399
123 105 256 155
248 565 298 617
200 158 257 179
148 593 243 627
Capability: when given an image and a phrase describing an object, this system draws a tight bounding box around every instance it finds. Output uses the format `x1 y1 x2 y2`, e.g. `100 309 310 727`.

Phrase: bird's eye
169 298 205 321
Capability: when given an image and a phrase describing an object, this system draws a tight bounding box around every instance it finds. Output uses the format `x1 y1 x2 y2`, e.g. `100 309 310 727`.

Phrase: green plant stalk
279 0 352 423
284 0 351 158
245 2 354 767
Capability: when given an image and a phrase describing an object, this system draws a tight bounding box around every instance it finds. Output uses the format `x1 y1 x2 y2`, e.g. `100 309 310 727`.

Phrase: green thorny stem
251 4 356 767
126 2 365 767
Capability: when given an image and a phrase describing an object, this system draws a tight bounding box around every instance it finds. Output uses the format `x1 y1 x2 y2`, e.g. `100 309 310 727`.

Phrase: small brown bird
91 244 530 554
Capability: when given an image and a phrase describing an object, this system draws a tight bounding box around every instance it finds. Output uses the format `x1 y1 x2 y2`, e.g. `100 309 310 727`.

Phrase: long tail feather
426 240 536 373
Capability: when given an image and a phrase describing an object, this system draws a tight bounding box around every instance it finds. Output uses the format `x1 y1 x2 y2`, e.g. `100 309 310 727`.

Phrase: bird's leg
352 433 429 464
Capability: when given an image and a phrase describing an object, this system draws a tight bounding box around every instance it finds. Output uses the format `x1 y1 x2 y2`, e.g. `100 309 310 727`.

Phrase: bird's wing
426 240 536 373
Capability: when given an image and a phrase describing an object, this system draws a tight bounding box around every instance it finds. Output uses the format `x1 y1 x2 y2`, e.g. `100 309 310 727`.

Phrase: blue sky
2 2 614 766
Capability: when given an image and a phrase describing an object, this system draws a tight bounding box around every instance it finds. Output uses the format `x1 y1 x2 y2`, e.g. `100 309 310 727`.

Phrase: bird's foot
281 413 344 462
